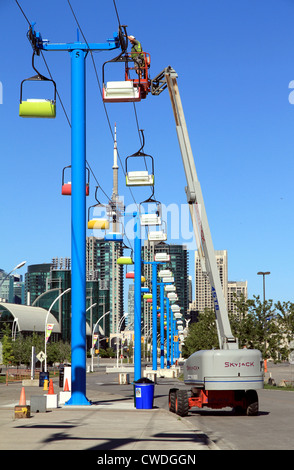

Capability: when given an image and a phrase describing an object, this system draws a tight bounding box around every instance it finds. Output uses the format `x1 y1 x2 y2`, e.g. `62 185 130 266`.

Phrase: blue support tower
27 26 120 405
68 47 88 405
133 212 142 381
142 260 165 371
159 283 165 369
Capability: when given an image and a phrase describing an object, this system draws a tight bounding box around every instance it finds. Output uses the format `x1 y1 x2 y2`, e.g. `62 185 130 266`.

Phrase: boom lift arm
151 66 237 350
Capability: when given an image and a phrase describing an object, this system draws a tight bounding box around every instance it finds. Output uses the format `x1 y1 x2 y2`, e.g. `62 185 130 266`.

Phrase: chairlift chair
87 187 110 230
125 271 146 283
126 271 135 279
158 269 172 278
19 52 56 118
154 252 170 262
87 204 109 230
102 33 151 103
117 244 134 265
148 221 168 242
167 292 178 301
125 129 155 187
162 277 174 283
143 293 152 299
141 287 150 293
140 199 162 226
164 285 176 292
104 220 124 242
117 256 133 265
62 165 90 196
125 154 155 187
170 304 180 312
148 230 167 241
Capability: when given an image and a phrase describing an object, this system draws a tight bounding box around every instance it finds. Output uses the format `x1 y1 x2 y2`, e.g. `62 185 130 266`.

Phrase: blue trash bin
39 371 49 387
134 378 155 409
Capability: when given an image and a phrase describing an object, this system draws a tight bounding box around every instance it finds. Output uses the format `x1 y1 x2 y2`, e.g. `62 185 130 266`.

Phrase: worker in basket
128 35 145 79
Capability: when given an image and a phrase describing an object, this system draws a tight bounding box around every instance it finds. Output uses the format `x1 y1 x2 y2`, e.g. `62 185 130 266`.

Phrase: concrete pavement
0 373 218 451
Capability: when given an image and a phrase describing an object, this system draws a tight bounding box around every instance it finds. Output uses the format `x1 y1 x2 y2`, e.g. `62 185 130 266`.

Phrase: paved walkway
0 377 218 451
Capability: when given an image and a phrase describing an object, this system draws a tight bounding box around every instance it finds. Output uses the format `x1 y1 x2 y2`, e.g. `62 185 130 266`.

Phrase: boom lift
151 67 264 416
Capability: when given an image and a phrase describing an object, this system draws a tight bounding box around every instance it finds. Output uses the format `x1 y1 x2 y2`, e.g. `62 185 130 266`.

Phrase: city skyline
1 1 292 305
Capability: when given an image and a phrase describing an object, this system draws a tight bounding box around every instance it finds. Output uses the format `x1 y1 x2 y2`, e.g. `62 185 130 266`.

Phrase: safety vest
131 40 144 60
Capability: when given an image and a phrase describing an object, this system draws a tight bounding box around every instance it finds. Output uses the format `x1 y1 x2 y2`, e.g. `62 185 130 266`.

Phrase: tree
47 341 71 365
2 324 14 366
12 332 44 366
182 309 218 357
230 295 284 362
275 301 294 361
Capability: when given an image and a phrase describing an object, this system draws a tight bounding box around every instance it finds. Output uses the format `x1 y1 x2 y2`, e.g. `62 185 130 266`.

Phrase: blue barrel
134 379 155 409
39 371 49 387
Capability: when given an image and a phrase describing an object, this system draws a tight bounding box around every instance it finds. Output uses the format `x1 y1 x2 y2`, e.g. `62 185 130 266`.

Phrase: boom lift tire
245 389 259 416
168 388 178 413
175 389 189 417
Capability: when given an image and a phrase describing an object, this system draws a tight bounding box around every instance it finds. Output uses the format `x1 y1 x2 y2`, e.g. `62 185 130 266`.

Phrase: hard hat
129 35 135 39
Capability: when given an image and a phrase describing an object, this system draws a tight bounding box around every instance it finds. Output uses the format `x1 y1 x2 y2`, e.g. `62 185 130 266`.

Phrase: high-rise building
194 250 228 312
142 241 189 330
25 263 52 305
31 257 110 344
228 281 248 315
0 270 24 304
86 238 123 334
194 250 247 314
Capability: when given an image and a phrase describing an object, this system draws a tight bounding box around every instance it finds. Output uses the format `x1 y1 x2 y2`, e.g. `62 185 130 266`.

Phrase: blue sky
1 0 294 304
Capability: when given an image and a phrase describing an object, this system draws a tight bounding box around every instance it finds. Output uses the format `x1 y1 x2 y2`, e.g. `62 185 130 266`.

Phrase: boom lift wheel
245 389 259 416
175 389 189 417
168 388 178 413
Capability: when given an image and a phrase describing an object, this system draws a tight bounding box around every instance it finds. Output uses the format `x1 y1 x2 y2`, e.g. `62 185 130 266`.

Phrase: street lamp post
0 260 27 290
91 309 110 372
117 313 128 368
44 288 71 373
257 271 271 303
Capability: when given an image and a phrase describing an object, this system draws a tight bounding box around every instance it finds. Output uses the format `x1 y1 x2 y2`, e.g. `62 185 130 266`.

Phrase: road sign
36 351 46 363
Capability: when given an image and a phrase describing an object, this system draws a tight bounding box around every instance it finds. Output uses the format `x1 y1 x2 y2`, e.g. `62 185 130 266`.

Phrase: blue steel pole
170 306 174 366
134 212 142 382
152 263 157 370
166 296 170 369
66 48 90 406
160 283 165 369
175 322 179 360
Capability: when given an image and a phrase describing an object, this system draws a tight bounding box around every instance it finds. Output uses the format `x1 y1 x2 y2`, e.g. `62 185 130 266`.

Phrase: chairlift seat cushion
103 81 141 103
117 257 134 265
154 253 170 261
140 214 161 226
19 99 56 118
88 219 110 230
126 171 154 186
148 231 167 241
62 183 89 196
104 232 123 241
126 271 135 278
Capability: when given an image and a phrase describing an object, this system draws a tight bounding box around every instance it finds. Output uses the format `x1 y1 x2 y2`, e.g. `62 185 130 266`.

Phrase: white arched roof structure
0 303 61 334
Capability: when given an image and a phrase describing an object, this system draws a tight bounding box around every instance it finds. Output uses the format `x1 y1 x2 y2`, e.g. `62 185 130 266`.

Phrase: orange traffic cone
64 378 69 392
48 379 54 395
19 387 26 406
